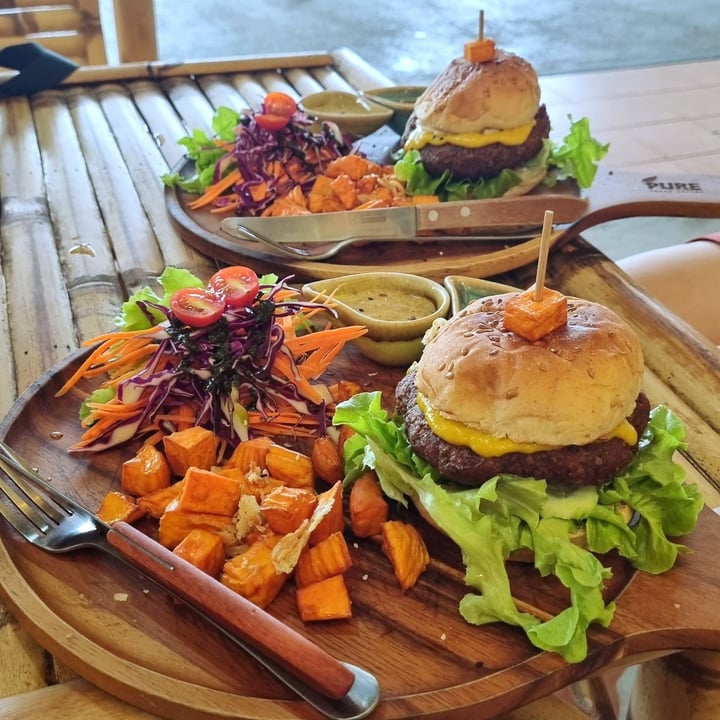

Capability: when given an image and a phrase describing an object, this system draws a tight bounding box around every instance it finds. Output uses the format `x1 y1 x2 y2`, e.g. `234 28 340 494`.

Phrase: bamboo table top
1 50 719 720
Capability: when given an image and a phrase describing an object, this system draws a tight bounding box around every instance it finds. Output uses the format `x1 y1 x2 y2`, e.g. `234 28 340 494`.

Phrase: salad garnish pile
162 93 360 217
57 266 366 452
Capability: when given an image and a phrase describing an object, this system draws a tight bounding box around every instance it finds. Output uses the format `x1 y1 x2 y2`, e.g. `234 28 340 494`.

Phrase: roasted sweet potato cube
349 471 388 538
173 528 225 577
309 481 344 546
178 467 242 516
265 445 314 488
137 479 185 518
336 424 356 459
329 174 358 210
157 508 233 549
296 574 352 622
324 154 371 180
224 436 273 473
121 443 171 497
381 520 430 592
307 175 334 213
220 538 288 608
503 286 568 341
218 466 283 501
295 531 352 587
260 486 318 535
163 426 218 476
96 491 145 525
311 436 344 485
328 380 363 403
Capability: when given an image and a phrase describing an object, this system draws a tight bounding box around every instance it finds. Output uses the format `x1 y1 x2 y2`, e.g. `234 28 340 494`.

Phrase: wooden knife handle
107 521 355 700
414 194 589 233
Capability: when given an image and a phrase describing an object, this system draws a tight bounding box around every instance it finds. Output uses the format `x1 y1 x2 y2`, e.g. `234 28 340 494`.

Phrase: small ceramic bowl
362 85 426 134
302 272 450 366
443 276 519 315
300 91 393 137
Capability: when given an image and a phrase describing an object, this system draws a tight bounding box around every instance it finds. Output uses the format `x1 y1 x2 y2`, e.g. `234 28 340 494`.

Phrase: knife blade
220 194 589 245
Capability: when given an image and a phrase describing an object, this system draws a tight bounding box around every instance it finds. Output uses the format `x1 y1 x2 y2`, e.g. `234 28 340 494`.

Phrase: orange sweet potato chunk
96 491 145 525
295 531 352 588
224 436 273 473
178 467 242 516
137 479 185 518
503 286 568 341
381 520 430 592
309 481 344 546
220 538 288 608
260 485 318 535
349 471 388 538
157 507 233 549
296 574 352 622
163 426 218 476
173 528 226 577
121 443 171 497
311 436 344 485
265 445 314 488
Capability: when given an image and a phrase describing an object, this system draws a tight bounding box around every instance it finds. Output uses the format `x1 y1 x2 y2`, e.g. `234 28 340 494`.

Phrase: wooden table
1 50 719 720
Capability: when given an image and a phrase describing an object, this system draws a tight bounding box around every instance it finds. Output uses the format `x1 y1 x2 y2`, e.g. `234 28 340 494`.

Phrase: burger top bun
414 294 645 447
413 51 541 135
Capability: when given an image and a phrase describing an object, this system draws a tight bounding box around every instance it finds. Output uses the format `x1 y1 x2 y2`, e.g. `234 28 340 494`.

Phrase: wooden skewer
478 10 485 40
534 209 555 301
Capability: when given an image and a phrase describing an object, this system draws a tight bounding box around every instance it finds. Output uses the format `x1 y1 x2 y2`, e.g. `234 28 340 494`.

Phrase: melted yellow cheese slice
404 121 535 151
416 392 638 458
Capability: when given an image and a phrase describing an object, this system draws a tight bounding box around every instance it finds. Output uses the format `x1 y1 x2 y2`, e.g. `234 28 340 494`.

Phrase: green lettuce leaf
547 115 609 188
333 392 701 663
161 106 241 192
115 266 205 331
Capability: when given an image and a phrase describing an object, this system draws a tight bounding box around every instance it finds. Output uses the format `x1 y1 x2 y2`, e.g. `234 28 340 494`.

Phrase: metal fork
0 440 380 720
226 222 544 261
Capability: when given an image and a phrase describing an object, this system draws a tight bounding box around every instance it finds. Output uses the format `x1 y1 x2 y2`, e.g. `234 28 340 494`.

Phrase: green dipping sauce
335 286 437 322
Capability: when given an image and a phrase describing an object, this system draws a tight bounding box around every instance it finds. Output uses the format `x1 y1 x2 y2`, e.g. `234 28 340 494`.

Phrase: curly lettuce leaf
333 392 700 663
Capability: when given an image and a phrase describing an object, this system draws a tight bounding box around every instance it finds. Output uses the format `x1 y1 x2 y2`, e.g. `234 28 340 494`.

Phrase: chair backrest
0 0 157 66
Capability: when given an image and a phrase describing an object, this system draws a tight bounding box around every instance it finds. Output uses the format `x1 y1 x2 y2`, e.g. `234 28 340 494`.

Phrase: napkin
0 42 78 97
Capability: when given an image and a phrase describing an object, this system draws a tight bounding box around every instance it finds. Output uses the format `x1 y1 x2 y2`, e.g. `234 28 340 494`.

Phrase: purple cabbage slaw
75 274 348 452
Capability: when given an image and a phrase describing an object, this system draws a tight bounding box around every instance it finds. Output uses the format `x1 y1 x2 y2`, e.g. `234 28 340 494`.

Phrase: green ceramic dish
443 276 519 315
362 85 426 134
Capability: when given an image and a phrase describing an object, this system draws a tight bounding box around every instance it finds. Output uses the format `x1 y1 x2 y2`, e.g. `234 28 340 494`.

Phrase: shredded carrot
188 168 242 210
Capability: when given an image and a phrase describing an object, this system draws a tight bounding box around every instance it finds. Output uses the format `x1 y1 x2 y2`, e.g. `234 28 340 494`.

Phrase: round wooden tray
1 347 720 720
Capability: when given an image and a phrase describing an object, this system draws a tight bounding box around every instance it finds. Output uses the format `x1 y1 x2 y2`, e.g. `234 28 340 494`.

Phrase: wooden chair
0 0 157 66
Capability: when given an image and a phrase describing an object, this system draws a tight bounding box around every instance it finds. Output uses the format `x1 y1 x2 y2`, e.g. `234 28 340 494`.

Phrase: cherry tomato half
208 266 260 308
255 92 297 132
170 287 225 327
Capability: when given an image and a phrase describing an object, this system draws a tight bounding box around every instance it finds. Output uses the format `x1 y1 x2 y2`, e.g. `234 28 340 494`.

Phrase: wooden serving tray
1 345 720 720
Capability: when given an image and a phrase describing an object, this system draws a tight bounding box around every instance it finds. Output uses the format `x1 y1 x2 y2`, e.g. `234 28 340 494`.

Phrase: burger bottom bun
414 295 645 447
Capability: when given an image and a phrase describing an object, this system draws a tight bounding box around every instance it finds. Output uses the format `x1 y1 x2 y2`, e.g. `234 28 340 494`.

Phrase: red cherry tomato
170 287 225 327
208 266 260 308
255 92 297 131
